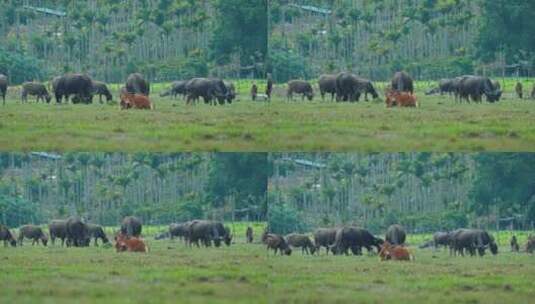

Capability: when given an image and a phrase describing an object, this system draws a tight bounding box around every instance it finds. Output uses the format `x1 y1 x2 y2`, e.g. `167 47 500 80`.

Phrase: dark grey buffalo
0 74 8 105
160 80 188 99
287 80 314 101
450 229 498 256
457 76 501 103
224 81 236 103
188 220 232 247
313 228 338 254
92 81 113 103
185 78 229 105
433 232 451 250
527 235 535 254
286 233 316 255
429 78 461 96
318 74 337 101
335 72 378 102
53 74 94 104
126 73 150 96
154 232 170 240
121 216 142 237
21 82 51 103
391 71 414 94
66 217 90 247
87 223 109 246
0 224 16 247
330 227 383 255
49 220 68 246
265 233 292 255
169 222 189 241
515 82 523 99
385 224 406 246
18 225 48 246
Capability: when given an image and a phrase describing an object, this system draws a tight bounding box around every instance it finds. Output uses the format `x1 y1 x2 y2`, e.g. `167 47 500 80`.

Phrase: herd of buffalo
1 219 535 260
2 71 534 108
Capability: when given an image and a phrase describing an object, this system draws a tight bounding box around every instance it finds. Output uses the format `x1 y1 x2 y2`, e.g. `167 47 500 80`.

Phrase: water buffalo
54 74 94 104
87 223 109 246
385 224 406 245
391 71 414 94
433 232 451 250
429 78 459 96
287 80 314 101
0 224 16 247
154 232 170 240
330 227 383 255
531 84 535 99
0 74 7 105
92 81 113 103
21 82 51 103
335 72 378 102
224 81 236 103
121 216 142 237
527 235 535 254
450 229 498 256
515 82 523 99
18 225 48 246
265 233 292 255
169 222 189 241
66 216 90 247
160 80 187 99
185 78 228 105
286 233 316 255
318 74 337 101
457 76 501 103
49 220 68 246
188 220 231 247
313 228 337 254
246 226 253 243
510 235 519 252
126 73 150 96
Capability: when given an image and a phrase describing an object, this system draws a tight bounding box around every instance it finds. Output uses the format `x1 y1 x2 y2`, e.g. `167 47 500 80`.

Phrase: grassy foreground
1 228 534 303
0 80 534 151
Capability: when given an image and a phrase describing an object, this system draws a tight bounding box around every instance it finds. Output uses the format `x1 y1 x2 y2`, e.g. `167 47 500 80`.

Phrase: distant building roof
288 4 331 15
23 5 66 17
30 152 62 160
281 157 326 169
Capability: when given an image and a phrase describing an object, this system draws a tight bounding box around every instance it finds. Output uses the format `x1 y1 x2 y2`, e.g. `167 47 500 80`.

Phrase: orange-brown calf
120 92 153 110
115 233 149 253
379 241 412 261
385 90 418 108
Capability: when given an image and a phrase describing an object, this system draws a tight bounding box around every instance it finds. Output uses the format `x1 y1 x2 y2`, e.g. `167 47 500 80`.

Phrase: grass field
1 228 534 304
0 79 534 151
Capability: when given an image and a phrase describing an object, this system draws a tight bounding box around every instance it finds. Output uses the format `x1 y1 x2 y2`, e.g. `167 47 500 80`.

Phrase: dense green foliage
0 47 46 83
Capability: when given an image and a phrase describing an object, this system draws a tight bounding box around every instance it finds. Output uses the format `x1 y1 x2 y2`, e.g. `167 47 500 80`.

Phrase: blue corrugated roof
288 4 331 15
23 5 66 17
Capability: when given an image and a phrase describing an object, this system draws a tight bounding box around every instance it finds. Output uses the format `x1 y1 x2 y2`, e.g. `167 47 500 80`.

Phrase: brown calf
385 89 418 108
120 92 153 110
379 241 412 261
115 233 149 253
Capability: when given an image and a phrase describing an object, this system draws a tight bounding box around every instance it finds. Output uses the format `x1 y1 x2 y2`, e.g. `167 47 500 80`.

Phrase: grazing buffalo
87 224 109 246
0 74 7 105
120 92 153 110
335 72 378 102
185 78 228 105
330 227 383 255
53 74 94 104
246 226 253 243
439 78 457 95
169 222 189 241
515 82 523 99
286 233 316 255
449 229 498 256
126 73 150 96
49 220 68 246
527 235 535 254
224 81 236 103
510 235 519 252
457 76 501 103
154 232 169 240
318 74 337 101
188 220 231 247
18 225 48 246
115 233 148 253
385 224 406 245
160 80 188 99
433 232 451 250
313 228 338 254
92 81 113 103
121 216 142 237
385 89 418 107
265 234 292 255
391 71 414 94
531 84 535 99
21 82 51 103
0 224 16 247
379 242 412 261
66 217 90 247
287 80 314 101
